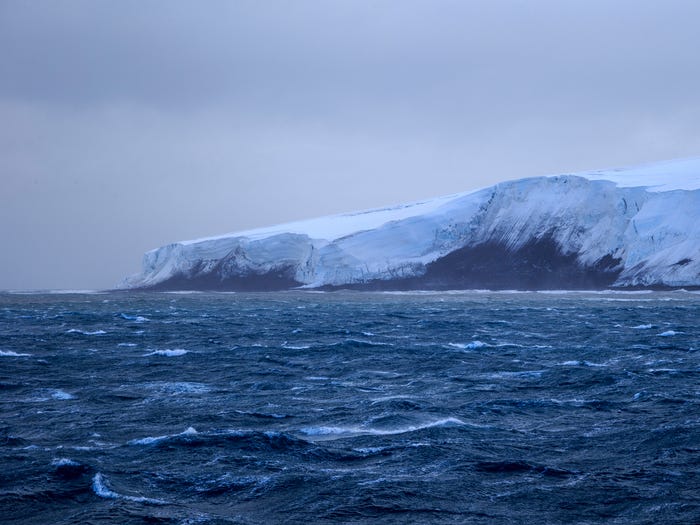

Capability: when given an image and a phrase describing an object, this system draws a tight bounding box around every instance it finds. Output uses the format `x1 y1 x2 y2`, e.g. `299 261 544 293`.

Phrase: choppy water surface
1 290 699 524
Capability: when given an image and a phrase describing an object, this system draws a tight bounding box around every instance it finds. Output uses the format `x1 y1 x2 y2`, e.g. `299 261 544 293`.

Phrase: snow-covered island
121 158 700 291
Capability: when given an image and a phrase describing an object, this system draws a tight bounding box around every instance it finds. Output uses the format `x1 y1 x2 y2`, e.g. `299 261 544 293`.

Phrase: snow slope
577 157 700 193
121 158 700 290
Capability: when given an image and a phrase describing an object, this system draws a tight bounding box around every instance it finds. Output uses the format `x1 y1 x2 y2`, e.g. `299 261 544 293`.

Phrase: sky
2 0 700 290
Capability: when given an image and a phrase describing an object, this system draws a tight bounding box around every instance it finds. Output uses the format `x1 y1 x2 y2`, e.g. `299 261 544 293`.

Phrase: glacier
121 158 700 291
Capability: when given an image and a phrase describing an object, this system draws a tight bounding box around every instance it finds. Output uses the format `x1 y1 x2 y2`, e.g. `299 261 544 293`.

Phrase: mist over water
1 291 699 523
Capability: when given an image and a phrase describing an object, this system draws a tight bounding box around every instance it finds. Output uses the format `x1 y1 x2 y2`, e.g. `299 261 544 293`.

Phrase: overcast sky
2 0 700 290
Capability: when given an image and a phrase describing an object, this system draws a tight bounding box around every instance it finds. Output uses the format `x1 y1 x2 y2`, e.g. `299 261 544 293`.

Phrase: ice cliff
121 158 700 291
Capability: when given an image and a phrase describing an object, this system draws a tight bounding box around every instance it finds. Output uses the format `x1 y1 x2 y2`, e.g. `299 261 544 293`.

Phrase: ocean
1 290 699 524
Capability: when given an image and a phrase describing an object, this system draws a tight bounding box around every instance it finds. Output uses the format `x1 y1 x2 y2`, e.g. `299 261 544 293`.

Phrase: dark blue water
1 291 699 524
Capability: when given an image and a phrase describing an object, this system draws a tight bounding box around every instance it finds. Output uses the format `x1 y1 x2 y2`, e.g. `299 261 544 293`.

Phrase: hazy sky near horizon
2 0 700 289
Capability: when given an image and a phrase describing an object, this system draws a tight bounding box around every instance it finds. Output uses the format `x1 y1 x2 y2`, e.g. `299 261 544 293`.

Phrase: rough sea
1 290 699 524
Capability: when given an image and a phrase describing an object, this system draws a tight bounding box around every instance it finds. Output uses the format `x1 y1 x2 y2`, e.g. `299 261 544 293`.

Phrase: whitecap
51 390 75 400
337 338 392 347
300 417 466 440
632 324 653 329
117 343 137 347
144 349 188 357
50 289 104 294
128 435 167 446
370 394 417 404
353 446 386 454
448 341 488 350
149 382 210 395
282 343 311 350
92 473 166 504
51 458 81 467
120 313 149 322
299 426 370 437
128 426 198 446
234 409 288 419
494 342 526 348
658 330 680 337
486 370 545 379
582 361 608 368
0 350 31 357
1 289 102 295
66 329 106 335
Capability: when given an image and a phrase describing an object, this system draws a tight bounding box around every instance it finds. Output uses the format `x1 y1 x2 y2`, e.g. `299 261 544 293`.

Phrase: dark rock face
146 266 302 292
326 236 622 291
142 236 623 292
417 237 621 290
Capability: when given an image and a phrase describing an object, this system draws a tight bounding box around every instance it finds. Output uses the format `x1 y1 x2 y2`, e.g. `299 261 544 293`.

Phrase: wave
147 382 210 395
52 458 90 479
120 313 149 322
300 417 466 440
234 409 290 419
485 370 545 379
92 473 166 504
51 389 75 400
128 428 312 454
448 341 488 350
376 289 532 295
582 361 610 368
475 460 575 477
192 474 272 496
537 289 654 295
52 457 81 467
129 426 199 446
658 330 681 337
6 289 103 295
144 349 188 357
0 350 31 357
282 343 312 350
332 338 392 348
66 329 106 335
596 297 679 302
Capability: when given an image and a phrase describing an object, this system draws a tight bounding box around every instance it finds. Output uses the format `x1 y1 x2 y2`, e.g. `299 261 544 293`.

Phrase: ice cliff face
121 158 700 290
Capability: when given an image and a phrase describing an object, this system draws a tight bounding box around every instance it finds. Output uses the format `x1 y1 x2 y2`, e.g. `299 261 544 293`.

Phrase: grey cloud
4 1 700 112
1 0 700 288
